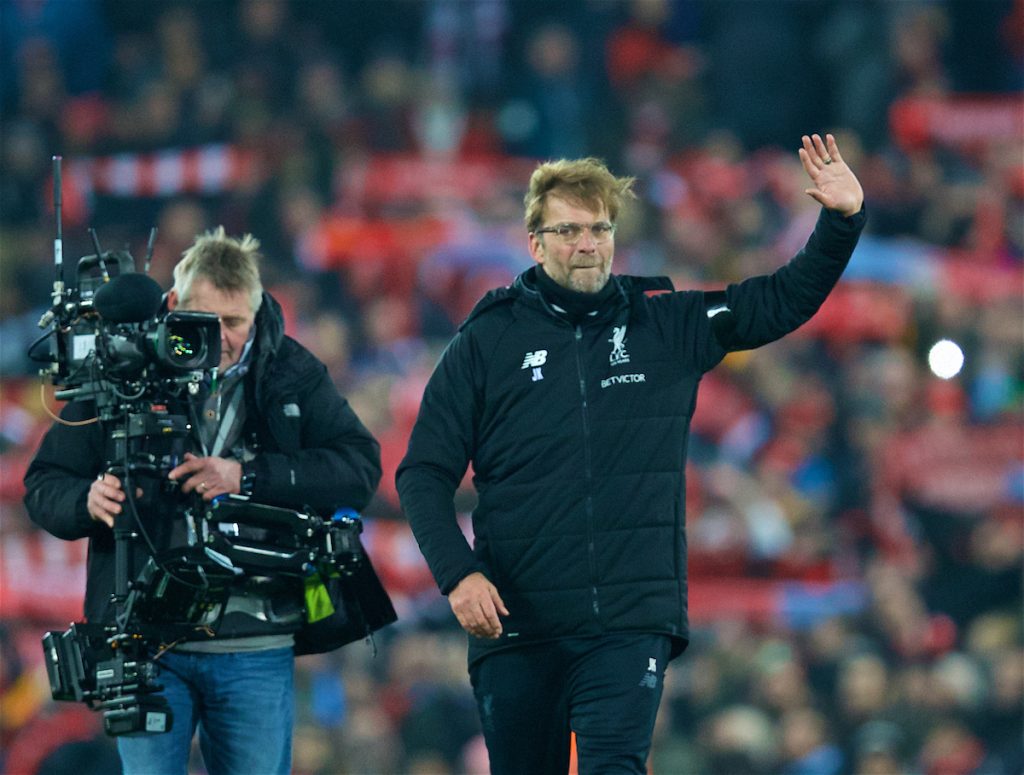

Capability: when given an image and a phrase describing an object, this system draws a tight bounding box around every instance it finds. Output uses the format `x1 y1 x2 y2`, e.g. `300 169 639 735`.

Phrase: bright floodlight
928 339 964 379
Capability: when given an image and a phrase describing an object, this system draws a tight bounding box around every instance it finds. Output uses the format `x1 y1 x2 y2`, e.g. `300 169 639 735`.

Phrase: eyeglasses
534 221 616 245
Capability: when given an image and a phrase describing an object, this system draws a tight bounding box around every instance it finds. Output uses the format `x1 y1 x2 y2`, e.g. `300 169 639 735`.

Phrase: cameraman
24 227 382 775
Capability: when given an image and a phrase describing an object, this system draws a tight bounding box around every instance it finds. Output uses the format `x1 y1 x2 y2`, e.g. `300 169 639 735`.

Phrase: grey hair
173 226 263 313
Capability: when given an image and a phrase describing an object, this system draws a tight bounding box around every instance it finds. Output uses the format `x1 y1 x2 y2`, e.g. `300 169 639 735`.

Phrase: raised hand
799 133 864 217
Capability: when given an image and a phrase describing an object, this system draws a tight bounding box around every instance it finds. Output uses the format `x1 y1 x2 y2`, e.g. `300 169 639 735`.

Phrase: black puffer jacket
24 292 382 627
397 207 865 666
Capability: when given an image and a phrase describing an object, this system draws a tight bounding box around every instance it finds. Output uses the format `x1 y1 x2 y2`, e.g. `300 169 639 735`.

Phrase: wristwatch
240 464 256 497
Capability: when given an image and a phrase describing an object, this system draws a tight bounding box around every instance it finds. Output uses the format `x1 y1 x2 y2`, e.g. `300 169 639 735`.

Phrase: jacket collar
515 266 674 324
252 290 285 373
459 268 675 330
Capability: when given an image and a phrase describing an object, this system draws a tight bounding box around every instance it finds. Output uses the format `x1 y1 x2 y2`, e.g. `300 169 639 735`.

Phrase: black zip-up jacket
24 291 382 628
397 207 865 666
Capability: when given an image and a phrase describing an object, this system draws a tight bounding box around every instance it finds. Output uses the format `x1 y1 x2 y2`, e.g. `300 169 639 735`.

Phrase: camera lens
167 332 199 364
151 312 220 372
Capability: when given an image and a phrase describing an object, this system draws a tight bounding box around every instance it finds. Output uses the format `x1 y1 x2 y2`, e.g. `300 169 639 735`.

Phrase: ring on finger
198 481 208 492
823 155 833 164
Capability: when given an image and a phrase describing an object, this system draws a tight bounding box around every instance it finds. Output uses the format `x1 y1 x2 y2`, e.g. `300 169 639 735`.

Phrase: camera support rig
34 156 392 737
42 493 369 737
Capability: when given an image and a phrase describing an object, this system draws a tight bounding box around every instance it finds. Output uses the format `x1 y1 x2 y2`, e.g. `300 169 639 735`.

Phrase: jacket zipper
573 324 600 619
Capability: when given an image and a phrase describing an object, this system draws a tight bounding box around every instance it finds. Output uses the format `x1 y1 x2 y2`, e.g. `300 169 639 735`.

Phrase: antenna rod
144 227 158 274
52 156 63 275
89 228 110 283
39 156 66 331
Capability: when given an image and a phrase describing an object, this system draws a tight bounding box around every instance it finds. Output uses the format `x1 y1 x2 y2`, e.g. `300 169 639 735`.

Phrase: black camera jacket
397 207 865 666
24 292 382 627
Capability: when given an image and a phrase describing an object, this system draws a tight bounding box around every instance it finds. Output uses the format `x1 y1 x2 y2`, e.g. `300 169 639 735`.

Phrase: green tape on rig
304 574 335 622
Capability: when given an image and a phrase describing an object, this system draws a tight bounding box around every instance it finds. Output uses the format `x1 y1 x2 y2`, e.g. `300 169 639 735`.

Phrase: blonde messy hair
173 226 263 313
523 157 636 233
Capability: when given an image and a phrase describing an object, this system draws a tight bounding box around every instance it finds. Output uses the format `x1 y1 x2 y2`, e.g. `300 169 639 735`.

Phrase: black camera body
49 250 220 413
43 623 173 737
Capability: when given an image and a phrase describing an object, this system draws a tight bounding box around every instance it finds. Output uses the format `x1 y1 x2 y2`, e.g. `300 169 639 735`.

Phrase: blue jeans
117 647 294 775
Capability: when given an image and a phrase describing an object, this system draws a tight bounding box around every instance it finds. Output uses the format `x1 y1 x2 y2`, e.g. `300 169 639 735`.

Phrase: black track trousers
469 633 672 775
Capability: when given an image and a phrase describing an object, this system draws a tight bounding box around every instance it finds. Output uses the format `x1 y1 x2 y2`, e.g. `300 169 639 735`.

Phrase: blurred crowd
1 1 1021 773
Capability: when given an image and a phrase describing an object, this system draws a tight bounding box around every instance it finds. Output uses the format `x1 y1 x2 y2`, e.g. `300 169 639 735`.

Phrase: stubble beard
567 264 611 294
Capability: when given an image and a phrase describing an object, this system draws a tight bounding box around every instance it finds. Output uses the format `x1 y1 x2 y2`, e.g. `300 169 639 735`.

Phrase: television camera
31 157 393 737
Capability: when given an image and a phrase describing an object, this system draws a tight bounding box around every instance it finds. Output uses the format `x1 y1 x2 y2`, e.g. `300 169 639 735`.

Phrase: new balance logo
522 350 548 369
639 657 659 689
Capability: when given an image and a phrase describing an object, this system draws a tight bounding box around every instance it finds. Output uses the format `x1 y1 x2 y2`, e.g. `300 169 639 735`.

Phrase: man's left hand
169 452 242 501
799 133 864 217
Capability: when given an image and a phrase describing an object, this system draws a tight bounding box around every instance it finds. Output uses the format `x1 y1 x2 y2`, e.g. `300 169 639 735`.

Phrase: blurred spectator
1 0 110 111
702 1 814 150
499 22 588 158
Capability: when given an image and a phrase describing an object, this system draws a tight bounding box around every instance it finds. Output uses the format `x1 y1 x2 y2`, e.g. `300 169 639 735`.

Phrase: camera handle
106 463 142 634
103 406 193 635
112 475 133 625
